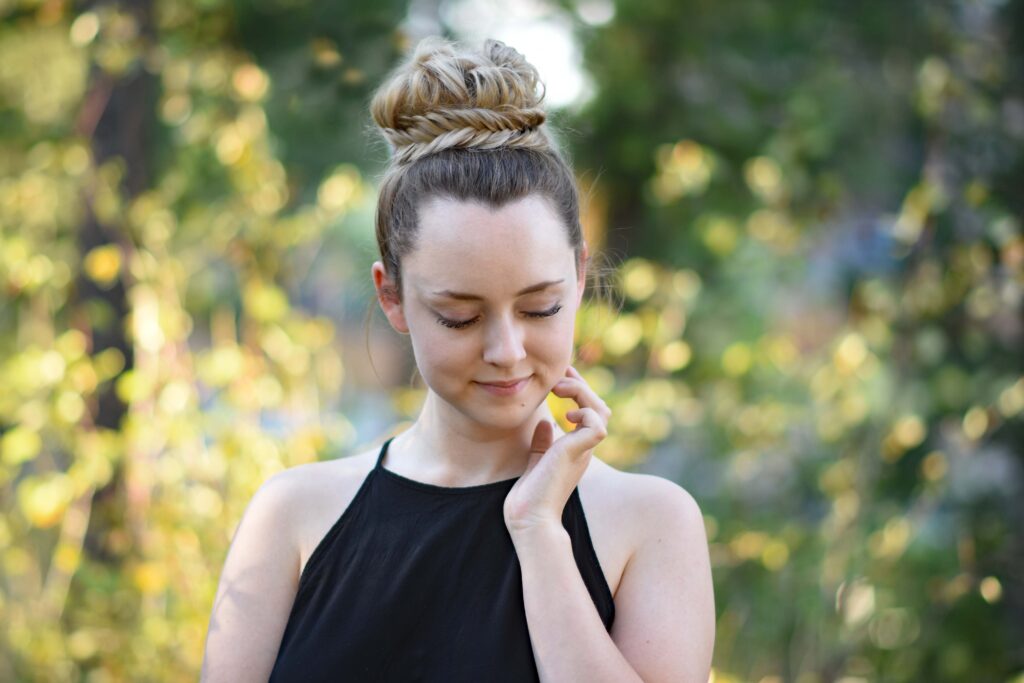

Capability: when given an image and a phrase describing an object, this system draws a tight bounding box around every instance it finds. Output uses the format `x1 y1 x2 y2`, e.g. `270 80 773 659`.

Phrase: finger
566 407 606 435
526 419 554 470
551 377 612 419
554 382 611 420
529 419 554 454
560 408 607 456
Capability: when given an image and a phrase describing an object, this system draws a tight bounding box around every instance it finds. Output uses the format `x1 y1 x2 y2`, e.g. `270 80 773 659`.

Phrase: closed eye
436 303 563 330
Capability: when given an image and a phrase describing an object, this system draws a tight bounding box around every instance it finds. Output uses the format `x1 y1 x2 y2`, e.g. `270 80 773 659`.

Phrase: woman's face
373 193 586 431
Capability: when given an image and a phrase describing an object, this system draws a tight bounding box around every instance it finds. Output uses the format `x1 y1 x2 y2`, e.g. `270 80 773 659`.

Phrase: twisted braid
368 36 586 307
381 106 549 164
371 37 553 164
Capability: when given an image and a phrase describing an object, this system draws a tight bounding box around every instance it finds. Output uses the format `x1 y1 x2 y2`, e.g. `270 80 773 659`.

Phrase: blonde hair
368 36 585 302
372 37 552 165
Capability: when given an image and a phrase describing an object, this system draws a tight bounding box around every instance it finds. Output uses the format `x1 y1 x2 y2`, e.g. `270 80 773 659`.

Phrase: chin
459 386 542 426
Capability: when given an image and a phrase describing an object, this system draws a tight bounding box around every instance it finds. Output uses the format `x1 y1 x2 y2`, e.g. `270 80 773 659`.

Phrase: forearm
511 525 642 683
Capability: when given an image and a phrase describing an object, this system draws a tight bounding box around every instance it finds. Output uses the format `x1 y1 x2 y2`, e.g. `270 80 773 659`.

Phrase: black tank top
268 435 615 682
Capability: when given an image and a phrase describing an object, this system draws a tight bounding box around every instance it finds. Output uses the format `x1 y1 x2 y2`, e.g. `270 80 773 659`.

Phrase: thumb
526 419 554 470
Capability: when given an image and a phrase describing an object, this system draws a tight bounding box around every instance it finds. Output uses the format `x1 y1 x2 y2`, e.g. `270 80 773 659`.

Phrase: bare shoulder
269 445 381 578
201 445 382 681
581 456 706 555
259 450 370 517
584 455 702 514
272 445 378 493
583 459 715 683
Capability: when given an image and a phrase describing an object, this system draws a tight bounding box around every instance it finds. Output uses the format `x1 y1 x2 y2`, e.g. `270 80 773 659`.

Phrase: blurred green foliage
0 0 1021 680
562 1 1024 681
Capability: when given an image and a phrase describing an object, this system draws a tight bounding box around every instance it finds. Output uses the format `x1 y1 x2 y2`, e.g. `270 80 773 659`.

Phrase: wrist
508 520 570 549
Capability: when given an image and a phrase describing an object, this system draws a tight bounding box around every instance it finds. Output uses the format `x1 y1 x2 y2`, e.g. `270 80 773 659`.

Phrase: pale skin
201 194 715 682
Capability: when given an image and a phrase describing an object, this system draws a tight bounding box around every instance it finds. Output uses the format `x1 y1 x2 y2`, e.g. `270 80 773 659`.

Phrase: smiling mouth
474 376 531 395
476 377 531 387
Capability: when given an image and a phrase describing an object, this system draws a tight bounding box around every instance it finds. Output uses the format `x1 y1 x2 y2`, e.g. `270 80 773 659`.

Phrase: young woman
202 37 715 682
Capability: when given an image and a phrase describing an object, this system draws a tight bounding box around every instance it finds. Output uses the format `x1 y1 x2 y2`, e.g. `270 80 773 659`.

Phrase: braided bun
369 36 585 306
370 38 554 164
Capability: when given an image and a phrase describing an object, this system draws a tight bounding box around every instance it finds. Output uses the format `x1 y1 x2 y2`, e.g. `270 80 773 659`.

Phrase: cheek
532 319 576 382
551 312 577 353
410 327 464 369
407 320 480 382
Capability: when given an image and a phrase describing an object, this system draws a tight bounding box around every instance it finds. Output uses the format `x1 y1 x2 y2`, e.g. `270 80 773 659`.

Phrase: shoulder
628 471 704 535
203 447 379 681
582 456 705 548
262 446 381 570
266 444 379 500
235 446 378 558
578 456 708 595
584 460 715 682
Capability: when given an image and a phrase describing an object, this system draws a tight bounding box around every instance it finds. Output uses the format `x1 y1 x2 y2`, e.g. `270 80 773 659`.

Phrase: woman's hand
503 365 611 538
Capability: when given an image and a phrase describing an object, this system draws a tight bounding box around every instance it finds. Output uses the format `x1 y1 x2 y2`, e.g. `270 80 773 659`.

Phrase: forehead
404 195 575 297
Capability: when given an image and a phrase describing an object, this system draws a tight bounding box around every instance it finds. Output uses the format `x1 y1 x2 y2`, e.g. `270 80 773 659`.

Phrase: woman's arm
512 474 715 683
201 472 302 682
608 476 715 682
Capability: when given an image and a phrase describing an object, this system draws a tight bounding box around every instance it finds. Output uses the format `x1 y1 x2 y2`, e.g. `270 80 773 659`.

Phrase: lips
474 375 531 396
477 377 531 387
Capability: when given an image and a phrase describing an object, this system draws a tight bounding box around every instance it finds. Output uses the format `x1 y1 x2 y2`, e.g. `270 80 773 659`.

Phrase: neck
389 390 567 486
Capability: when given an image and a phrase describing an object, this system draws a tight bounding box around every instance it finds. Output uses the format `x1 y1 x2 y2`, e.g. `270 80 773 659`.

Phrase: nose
481 313 527 367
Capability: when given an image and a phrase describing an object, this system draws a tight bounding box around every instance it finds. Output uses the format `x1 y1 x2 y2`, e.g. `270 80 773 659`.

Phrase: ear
372 261 410 335
575 242 589 309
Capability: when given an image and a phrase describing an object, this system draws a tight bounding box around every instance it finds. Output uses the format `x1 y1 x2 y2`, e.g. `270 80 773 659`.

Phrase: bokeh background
2 0 1023 680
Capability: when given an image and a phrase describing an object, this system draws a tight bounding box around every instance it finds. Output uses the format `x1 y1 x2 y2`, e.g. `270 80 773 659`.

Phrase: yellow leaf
602 314 642 356
83 244 121 285
232 63 269 101
132 562 167 594
17 474 73 528
722 342 753 377
244 280 289 323
1 426 41 466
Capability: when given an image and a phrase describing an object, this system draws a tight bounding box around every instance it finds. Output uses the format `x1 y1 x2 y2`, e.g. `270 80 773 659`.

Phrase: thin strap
375 436 394 470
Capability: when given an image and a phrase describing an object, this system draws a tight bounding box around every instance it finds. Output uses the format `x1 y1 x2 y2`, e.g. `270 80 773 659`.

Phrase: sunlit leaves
90 6 146 77
243 278 289 323
317 164 364 214
698 214 740 257
195 345 244 388
743 157 784 205
601 312 642 356
745 209 799 254
17 473 74 528
83 245 122 286
231 63 270 102
0 2 383 678
720 342 752 377
1 426 41 466
997 378 1024 418
916 56 952 119
649 139 716 203
0 0 1019 680
570 2 1022 678
892 181 949 246
0 23 87 125
69 13 100 47
656 339 692 372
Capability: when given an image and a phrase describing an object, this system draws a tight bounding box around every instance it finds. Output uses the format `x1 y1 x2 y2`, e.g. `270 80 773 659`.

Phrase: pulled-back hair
368 37 586 302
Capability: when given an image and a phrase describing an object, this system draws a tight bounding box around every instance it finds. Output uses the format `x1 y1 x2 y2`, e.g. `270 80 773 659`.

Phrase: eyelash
436 304 563 330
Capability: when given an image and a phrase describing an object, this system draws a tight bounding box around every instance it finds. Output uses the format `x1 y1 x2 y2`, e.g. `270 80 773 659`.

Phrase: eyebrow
431 279 565 301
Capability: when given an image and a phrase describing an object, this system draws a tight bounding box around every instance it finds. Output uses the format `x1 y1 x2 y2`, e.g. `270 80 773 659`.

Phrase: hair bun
370 37 552 164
